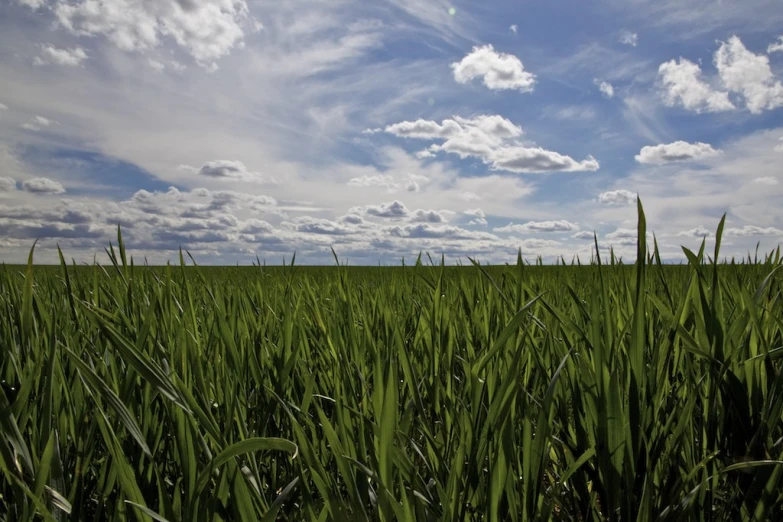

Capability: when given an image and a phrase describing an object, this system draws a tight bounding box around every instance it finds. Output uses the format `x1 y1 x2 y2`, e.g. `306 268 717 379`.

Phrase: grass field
2 204 783 521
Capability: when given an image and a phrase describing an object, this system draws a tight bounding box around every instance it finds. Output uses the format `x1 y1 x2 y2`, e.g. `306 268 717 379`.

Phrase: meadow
1 205 783 521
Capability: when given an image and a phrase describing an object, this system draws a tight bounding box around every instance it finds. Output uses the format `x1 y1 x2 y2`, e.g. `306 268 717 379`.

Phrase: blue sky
0 0 782 264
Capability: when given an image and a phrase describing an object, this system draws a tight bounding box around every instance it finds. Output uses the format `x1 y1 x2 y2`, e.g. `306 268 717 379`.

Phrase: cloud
752 176 778 185
0 177 16 191
409 209 447 223
0 103 7 110
594 79 615 98
715 36 783 114
450 44 536 92
658 58 735 113
287 216 356 235
572 231 595 240
148 58 165 71
619 30 638 47
382 115 599 173
495 220 579 233
15 0 45 9
180 160 275 182
725 225 783 236
464 208 487 226
21 177 66 194
604 228 639 246
677 225 712 238
777 137 783 152
357 200 409 218
34 45 88 66
347 174 397 189
510 24 518 34
53 0 251 66
635 141 721 164
769 37 783 53
599 189 637 205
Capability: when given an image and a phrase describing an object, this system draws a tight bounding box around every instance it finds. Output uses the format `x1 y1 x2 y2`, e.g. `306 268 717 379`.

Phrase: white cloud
464 208 487 226
148 58 165 71
15 0 45 9
355 200 409 218
619 30 638 47
572 231 595 240
752 176 778 185
451 44 536 92
635 141 721 164
0 177 16 191
53 0 251 65
382 115 599 173
594 78 614 98
34 115 53 126
677 225 712 238
34 45 88 66
604 228 639 246
179 160 275 182
409 209 447 223
21 177 66 194
776 137 783 152
725 225 783 236
510 24 518 34
347 174 397 189
20 115 55 132
768 37 783 54
495 220 579 233
658 58 735 113
715 36 783 113
598 189 637 205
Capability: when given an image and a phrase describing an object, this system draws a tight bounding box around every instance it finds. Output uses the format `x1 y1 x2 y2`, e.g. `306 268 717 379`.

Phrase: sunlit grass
1 201 783 521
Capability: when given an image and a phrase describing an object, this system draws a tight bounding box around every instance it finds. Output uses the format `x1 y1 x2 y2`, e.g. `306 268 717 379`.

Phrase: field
2 207 783 521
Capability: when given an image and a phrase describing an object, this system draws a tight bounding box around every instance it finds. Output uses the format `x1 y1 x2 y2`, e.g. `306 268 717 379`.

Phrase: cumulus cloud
381 115 599 174
357 200 409 219
594 79 614 98
0 177 16 191
604 228 638 246
347 174 397 189
572 231 595 240
619 30 638 47
510 24 518 34
288 216 356 235
495 220 579 233
769 37 783 54
21 177 66 194
451 44 536 92
752 176 779 185
464 208 487 226
714 36 783 113
725 225 783 237
53 0 251 66
179 160 275 182
409 209 447 223
677 225 712 238
658 58 735 113
598 189 637 205
34 45 88 66
16 0 46 9
635 141 721 164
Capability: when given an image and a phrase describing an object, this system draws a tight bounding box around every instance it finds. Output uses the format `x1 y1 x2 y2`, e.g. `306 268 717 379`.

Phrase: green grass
1 202 783 521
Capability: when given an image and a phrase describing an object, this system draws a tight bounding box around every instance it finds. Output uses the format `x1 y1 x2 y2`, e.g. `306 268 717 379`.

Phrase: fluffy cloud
451 44 536 92
495 220 579 233
510 24 518 34
347 175 396 189
356 200 409 219
725 225 783 236
21 177 66 194
572 231 595 240
714 36 783 113
752 176 779 185
658 58 734 113
769 37 783 53
635 141 721 164
594 79 614 98
776 137 783 152
53 0 252 65
34 45 87 66
619 30 638 47
598 189 636 205
382 115 599 174
464 208 487 226
179 160 275 182
0 177 16 191
604 228 638 246
409 209 447 223
677 225 712 238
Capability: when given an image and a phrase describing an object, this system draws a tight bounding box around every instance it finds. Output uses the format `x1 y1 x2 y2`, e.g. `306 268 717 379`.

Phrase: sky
0 0 782 265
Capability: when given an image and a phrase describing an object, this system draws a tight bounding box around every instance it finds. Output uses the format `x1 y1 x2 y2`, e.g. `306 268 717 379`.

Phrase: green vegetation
2 203 783 521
